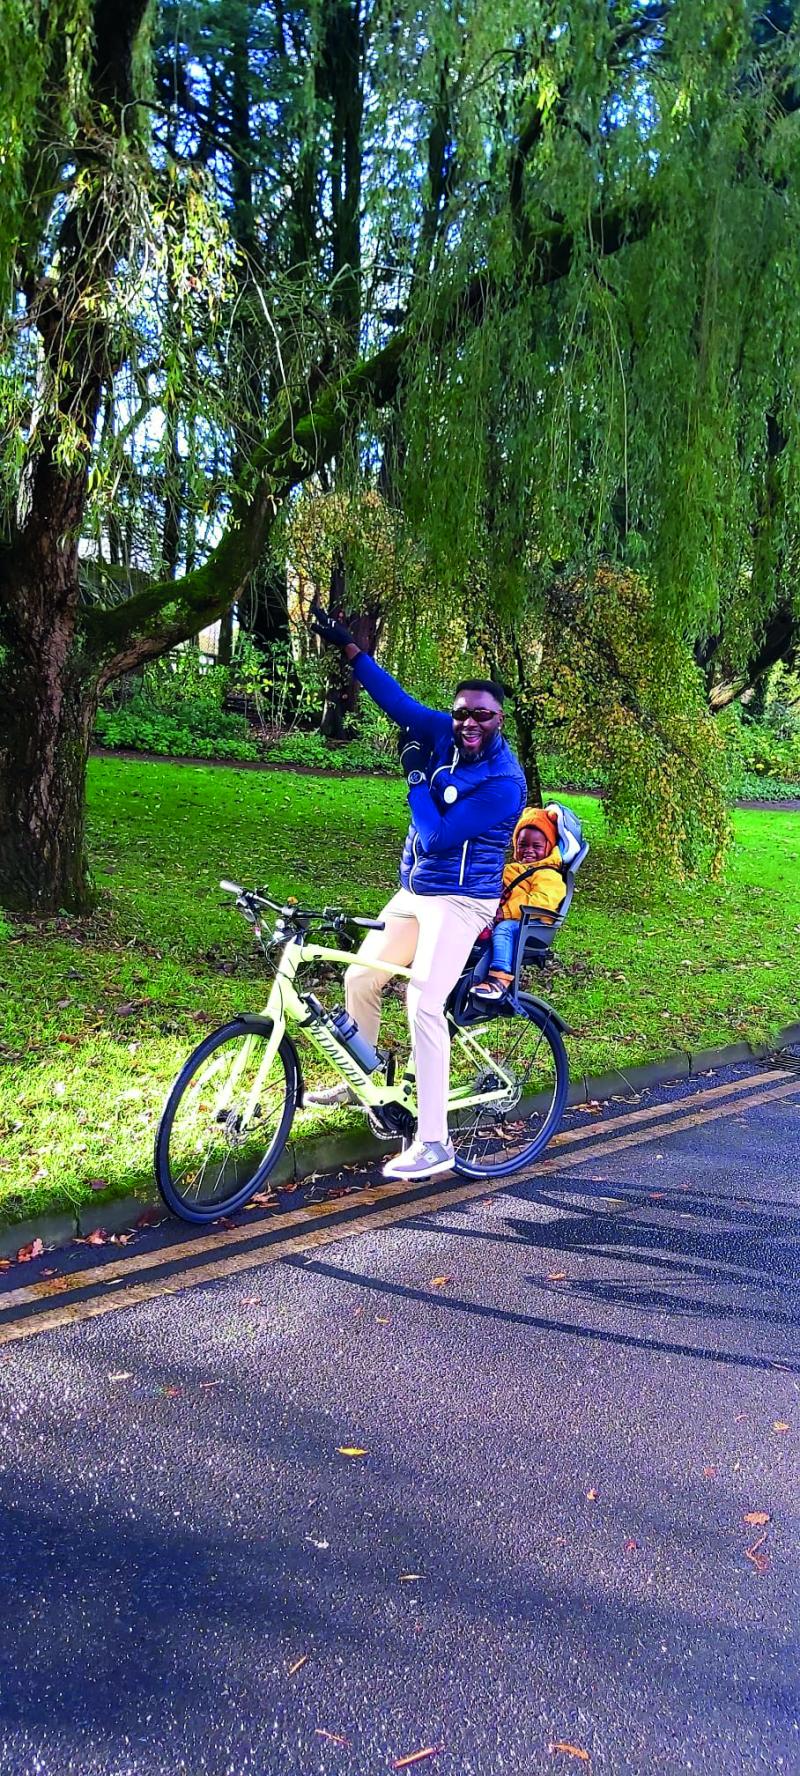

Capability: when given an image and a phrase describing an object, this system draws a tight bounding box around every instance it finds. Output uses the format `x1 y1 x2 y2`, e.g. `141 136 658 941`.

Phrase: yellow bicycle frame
234 934 519 1130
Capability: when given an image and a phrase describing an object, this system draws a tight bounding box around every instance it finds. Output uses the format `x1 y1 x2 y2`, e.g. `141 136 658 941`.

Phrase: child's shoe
471 975 510 1001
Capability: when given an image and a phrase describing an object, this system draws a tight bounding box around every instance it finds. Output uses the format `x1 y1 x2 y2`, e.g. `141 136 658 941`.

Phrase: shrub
266 727 398 775
95 706 260 761
717 704 800 787
95 650 260 761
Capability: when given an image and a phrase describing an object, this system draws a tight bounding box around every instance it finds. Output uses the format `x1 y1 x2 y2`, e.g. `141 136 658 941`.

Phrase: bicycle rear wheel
448 997 569 1178
155 1017 299 1223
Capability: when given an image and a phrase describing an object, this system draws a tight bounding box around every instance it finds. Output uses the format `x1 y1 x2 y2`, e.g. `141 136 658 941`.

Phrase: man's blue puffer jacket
352 654 527 900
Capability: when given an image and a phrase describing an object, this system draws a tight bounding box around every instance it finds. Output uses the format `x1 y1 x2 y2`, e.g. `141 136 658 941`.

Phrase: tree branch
82 332 407 684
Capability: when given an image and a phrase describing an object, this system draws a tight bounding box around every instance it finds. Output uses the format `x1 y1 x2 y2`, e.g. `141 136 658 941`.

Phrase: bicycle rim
155 1019 297 1222
449 1002 568 1178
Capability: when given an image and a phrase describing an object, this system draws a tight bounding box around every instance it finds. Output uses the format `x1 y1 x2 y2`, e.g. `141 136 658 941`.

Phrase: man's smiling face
450 688 503 759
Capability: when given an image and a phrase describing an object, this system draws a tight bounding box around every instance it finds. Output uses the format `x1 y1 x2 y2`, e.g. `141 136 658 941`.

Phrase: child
472 806 567 1000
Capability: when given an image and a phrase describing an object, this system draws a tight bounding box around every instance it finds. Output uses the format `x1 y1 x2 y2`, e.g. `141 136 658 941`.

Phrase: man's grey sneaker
382 1139 455 1181
303 1082 357 1107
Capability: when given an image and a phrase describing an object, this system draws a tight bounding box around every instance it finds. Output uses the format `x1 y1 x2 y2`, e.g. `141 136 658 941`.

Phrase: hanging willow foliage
383 0 800 869
399 1 800 652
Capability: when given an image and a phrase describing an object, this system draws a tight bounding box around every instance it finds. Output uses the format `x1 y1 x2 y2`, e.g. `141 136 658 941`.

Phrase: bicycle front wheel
449 998 569 1179
155 1017 299 1223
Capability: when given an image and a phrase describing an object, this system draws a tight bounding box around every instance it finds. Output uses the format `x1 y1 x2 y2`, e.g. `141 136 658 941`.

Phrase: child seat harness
495 862 562 920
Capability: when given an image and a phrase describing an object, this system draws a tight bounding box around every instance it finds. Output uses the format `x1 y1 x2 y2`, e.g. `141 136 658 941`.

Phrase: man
308 601 526 1180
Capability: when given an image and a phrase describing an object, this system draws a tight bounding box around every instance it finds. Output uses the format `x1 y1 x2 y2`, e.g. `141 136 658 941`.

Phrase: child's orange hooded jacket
494 806 567 924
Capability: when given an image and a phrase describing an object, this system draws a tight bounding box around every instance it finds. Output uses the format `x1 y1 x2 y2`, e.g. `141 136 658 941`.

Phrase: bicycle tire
450 997 569 1180
155 1016 300 1223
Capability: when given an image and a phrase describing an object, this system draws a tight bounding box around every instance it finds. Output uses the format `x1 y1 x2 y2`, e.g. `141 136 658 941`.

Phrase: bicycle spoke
161 1027 292 1215
448 1004 567 1178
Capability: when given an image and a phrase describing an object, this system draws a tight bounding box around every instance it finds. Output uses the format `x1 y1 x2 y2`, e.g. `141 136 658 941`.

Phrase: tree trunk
217 603 235 666
240 559 290 649
513 706 542 804
0 617 95 914
320 556 348 737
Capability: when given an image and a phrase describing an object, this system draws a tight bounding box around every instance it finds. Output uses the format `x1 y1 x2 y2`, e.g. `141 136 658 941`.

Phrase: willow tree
1 0 799 912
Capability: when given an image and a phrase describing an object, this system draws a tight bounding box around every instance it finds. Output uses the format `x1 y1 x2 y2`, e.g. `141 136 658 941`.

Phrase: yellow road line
1 1072 798 1346
550 1065 796 1149
1 1065 791 1316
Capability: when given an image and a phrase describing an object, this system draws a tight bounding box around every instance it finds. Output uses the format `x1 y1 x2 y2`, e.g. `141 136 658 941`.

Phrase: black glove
309 599 354 650
397 731 428 780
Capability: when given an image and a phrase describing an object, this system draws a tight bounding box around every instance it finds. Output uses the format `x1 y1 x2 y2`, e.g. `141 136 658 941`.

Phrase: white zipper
410 831 420 889
458 839 469 886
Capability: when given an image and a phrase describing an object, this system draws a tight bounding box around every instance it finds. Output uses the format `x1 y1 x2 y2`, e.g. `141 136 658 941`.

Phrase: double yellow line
1 1064 797 1345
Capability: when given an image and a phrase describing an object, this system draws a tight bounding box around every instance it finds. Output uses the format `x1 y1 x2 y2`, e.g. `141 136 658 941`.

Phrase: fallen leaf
393 1748 444 1769
376 1315 391 1324
287 1655 309 1676
745 1531 769 1573
743 1511 770 1527
75 1228 108 1246
315 1728 350 1746
16 1238 44 1263
429 1275 452 1288
337 1446 367 1457
547 1271 568 1282
549 1745 590 1763
773 1421 789 1433
0 1259 13 1271
702 1466 716 1478
247 1190 278 1208
585 1488 599 1502
108 1371 133 1384
623 1538 638 1552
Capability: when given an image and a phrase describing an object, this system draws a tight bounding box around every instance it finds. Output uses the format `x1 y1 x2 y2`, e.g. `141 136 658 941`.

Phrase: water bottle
328 1007 381 1073
303 995 382 1075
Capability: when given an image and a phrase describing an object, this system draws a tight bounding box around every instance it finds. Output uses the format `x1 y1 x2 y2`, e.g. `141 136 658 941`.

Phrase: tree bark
512 706 543 804
320 557 350 737
217 603 234 666
0 560 94 911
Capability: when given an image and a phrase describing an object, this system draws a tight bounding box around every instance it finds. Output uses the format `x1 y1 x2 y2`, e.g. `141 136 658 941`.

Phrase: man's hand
397 731 429 780
309 599 355 650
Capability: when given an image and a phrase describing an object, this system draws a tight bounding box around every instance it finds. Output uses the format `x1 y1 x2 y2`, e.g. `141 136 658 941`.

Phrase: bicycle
154 881 571 1224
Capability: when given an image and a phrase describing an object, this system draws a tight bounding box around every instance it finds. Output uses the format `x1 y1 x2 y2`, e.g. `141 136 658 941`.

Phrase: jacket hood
512 806 559 856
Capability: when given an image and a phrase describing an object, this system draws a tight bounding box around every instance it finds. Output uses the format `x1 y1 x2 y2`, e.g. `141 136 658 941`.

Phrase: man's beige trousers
344 887 499 1145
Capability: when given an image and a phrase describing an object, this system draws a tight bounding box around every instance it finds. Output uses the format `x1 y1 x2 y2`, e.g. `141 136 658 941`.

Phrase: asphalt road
0 1058 798 1776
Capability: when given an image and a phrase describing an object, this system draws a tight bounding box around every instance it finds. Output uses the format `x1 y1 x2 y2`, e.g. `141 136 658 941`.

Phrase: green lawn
1 755 798 1227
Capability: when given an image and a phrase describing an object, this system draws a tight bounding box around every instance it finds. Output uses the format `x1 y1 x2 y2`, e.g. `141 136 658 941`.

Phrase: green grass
1 755 799 1227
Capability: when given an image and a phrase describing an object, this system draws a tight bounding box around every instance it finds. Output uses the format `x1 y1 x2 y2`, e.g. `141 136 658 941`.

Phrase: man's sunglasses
451 706 498 725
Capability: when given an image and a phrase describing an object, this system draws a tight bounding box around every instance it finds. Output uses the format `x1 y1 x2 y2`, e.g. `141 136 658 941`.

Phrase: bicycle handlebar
219 881 384 932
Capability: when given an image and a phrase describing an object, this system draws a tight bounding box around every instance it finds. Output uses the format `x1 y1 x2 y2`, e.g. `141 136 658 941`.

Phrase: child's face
516 825 550 862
